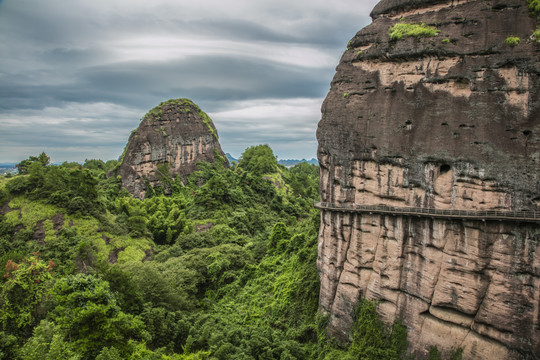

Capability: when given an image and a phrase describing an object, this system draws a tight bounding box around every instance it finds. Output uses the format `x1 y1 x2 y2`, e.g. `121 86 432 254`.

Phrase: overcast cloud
0 0 377 163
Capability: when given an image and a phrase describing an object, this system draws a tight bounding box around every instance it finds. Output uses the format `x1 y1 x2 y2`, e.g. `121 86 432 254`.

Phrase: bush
389 22 440 40
0 253 55 338
346 299 408 359
533 28 540 44
505 36 521 47
238 145 278 176
51 274 149 358
267 222 290 254
528 0 540 15
5 157 102 215
0 187 6 205
5 176 29 195
15 153 49 175
428 346 442 360
67 196 86 214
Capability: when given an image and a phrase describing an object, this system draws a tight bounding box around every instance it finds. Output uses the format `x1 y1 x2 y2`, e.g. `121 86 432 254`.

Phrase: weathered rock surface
317 0 540 358
114 99 227 198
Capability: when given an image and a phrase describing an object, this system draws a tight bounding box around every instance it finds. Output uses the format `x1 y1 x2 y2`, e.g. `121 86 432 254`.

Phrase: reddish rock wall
318 210 540 359
317 0 540 358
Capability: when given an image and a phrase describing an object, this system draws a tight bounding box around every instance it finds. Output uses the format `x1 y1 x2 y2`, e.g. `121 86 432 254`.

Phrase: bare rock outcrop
317 0 540 358
114 99 227 198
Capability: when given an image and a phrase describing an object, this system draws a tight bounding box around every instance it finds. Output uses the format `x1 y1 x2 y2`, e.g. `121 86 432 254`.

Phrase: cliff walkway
314 202 540 223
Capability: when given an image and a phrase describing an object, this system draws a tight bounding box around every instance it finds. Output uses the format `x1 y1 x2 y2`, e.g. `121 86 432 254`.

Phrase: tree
0 253 55 338
83 159 106 171
238 145 278 176
287 162 319 199
144 196 187 245
18 320 77 360
7 159 102 215
51 274 149 359
267 222 291 254
15 152 50 175
346 299 408 360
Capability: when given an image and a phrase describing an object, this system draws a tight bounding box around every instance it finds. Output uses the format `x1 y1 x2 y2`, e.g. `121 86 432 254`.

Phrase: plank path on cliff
314 202 540 223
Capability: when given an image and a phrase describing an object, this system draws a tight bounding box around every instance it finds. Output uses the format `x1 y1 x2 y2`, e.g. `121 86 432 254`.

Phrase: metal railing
314 202 540 223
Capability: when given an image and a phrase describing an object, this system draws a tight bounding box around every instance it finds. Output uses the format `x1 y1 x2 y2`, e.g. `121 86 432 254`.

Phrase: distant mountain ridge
225 153 317 167
0 164 17 175
277 158 318 167
0 163 17 168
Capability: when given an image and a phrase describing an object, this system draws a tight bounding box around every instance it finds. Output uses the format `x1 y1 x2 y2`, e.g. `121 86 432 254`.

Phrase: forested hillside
0 145 408 360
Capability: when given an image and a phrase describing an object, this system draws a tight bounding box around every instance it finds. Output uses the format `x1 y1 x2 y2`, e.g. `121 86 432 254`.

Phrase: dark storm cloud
0 0 378 162
81 56 329 102
1 54 329 113
184 14 366 48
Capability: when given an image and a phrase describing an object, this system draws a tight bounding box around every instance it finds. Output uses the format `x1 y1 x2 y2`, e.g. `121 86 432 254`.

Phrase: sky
0 0 378 163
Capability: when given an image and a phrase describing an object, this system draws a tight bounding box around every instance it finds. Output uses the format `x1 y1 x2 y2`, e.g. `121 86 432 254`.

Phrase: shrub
15 152 49 175
449 346 464 360
0 187 6 205
389 22 440 40
325 299 409 359
0 253 55 336
51 274 149 358
428 346 442 360
5 176 29 195
238 145 278 176
533 28 540 43
267 222 291 254
528 0 540 15
67 196 86 214
505 36 521 47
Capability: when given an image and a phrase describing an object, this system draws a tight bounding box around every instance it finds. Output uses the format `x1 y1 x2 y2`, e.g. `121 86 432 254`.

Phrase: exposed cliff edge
114 99 227 198
316 0 540 358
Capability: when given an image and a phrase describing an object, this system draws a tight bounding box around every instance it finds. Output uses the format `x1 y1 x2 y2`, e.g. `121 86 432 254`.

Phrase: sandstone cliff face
317 0 540 358
115 99 227 198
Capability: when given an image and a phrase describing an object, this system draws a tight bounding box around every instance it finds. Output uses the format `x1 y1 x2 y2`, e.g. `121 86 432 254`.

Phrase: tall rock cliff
114 99 227 198
317 0 540 358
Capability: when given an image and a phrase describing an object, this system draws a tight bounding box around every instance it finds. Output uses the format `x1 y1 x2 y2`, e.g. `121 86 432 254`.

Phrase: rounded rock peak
113 98 227 198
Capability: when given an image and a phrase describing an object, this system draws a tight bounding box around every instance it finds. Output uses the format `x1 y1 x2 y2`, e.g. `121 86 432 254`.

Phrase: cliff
316 0 540 358
114 99 227 198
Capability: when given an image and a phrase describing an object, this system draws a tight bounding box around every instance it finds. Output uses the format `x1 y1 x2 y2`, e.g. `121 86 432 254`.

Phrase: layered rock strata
317 0 540 358
114 99 227 198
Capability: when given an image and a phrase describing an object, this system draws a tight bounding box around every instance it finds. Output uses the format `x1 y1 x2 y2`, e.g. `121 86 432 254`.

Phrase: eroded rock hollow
316 0 540 358
114 99 227 198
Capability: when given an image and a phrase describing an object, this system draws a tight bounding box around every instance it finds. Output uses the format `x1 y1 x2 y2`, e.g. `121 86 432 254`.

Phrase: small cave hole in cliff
405 120 413 130
523 129 532 136
440 164 451 174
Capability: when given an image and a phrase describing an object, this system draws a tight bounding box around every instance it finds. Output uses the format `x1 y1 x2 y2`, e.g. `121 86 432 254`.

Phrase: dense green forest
0 145 411 360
